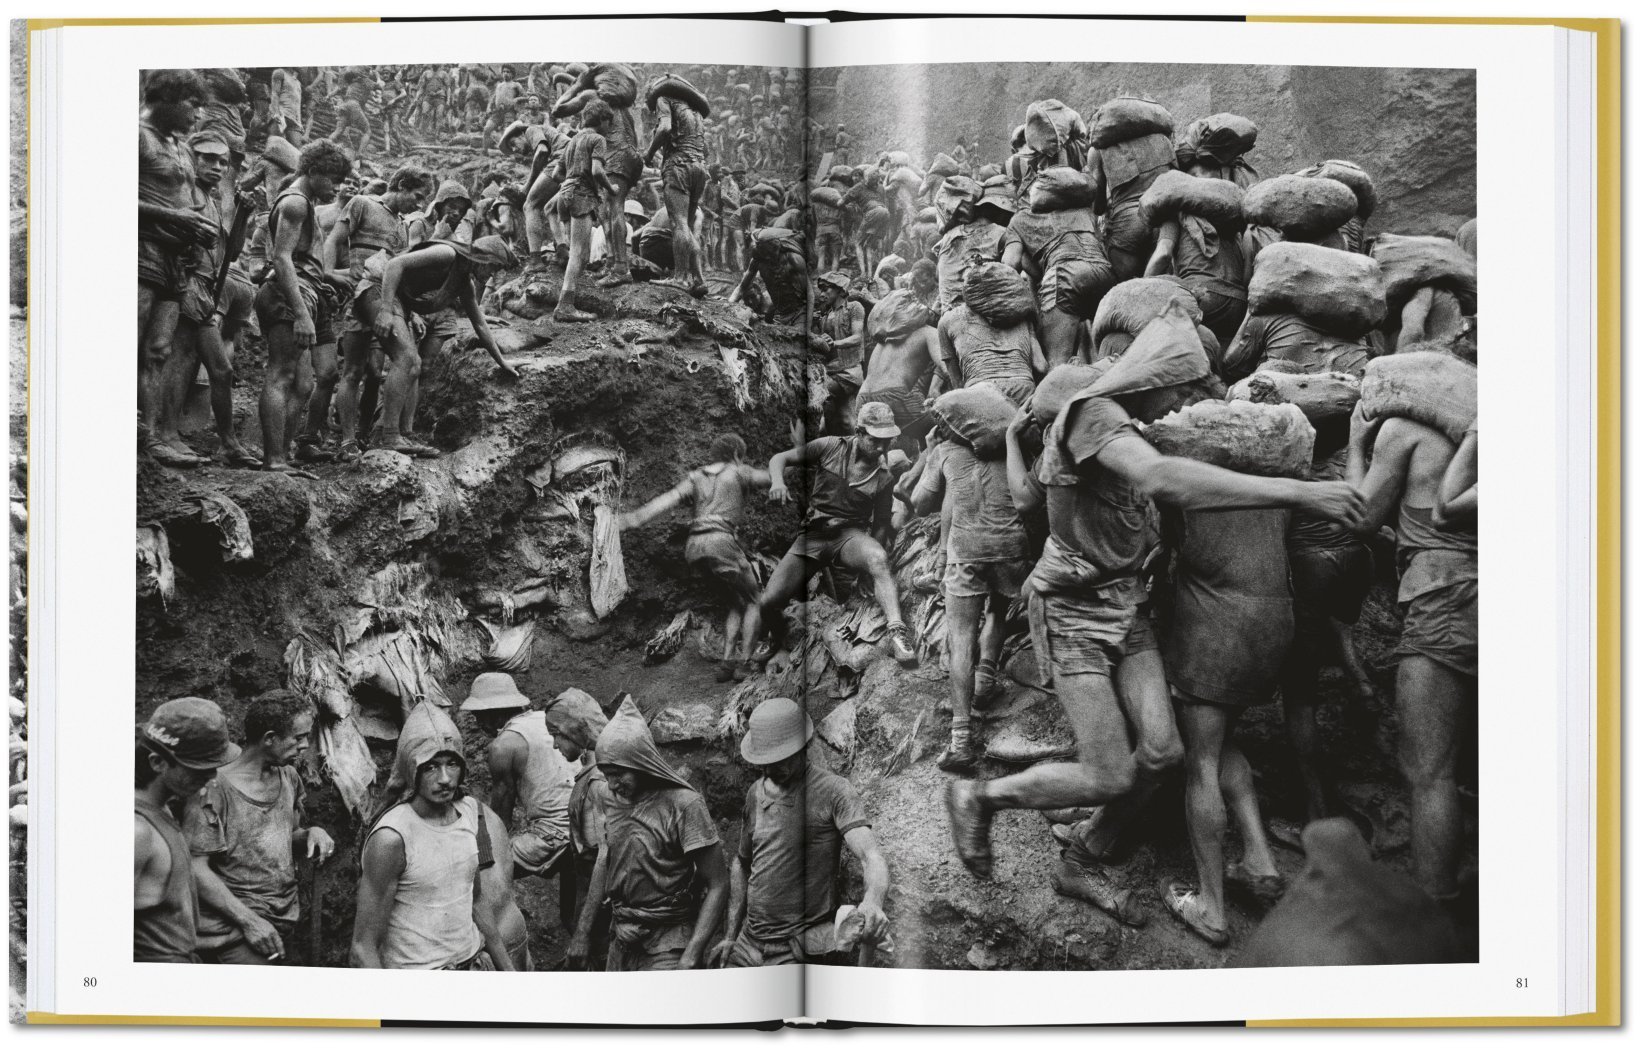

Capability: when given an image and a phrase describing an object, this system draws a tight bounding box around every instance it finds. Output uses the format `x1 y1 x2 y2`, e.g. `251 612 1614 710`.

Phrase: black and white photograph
120 49 1484 980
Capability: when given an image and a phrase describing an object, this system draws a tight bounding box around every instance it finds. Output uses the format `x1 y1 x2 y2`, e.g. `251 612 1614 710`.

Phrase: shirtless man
183 690 334 965
618 434 774 681
1347 398 1476 912
553 63 644 289
253 140 353 474
746 403 918 668
463 673 576 886
731 228 809 326
948 315 1364 921
483 66 523 154
859 322 940 452
135 698 240 962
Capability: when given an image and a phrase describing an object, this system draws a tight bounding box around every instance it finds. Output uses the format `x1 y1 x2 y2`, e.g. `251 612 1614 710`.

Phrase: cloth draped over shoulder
1083 299 1211 401
595 696 693 791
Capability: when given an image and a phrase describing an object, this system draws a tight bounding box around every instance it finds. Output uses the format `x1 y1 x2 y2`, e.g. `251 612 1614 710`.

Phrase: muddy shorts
945 558 1029 600
787 525 875 568
606 920 693 972
1101 196 1154 257
1041 258 1117 318
342 284 385 337
685 529 760 602
180 265 256 328
825 366 863 404
442 949 497 972
662 162 709 220
138 237 190 298
815 223 843 250
253 275 336 344
194 919 299 966
1395 578 1478 679
560 188 603 222
606 146 644 192
1291 542 1373 632
1028 570 1156 679
859 386 927 430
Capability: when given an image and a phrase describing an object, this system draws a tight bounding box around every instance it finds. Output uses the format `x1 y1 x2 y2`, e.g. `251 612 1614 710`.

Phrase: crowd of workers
137 64 1477 970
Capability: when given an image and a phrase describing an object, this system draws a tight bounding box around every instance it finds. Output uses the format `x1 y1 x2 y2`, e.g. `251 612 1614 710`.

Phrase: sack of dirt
962 262 1036 326
1359 350 1478 443
868 289 931 342
1089 96 1174 149
1244 173 1358 239
1298 159 1378 220
1028 166 1096 213
829 164 855 184
1227 369 1362 425
927 152 961 179
1031 361 1115 425
588 63 639 108
810 185 843 208
1139 169 1246 230
1247 242 1388 338
1140 400 1316 478
1174 112 1259 167
643 73 710 116
935 175 983 225
934 385 1016 459
890 165 924 195
1024 99 1088 161
1370 232 1478 314
1090 276 1204 346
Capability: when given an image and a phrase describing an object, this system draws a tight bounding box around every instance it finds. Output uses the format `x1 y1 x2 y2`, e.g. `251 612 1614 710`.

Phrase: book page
35 15 812 1026
802 15 1575 1025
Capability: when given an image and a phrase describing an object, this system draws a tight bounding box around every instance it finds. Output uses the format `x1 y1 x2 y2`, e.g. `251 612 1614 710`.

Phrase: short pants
1290 542 1373 632
253 274 336 344
1395 578 1477 679
815 223 843 249
787 525 875 568
1101 196 1154 257
560 187 603 221
945 558 1029 600
138 237 190 298
1030 573 1157 679
685 529 760 602
342 284 385 337
180 265 256 328
606 146 644 191
1040 258 1116 318
858 386 926 430
606 920 693 972
661 162 709 220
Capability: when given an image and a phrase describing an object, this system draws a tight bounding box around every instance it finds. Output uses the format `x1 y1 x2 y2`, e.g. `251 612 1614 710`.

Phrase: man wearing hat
463 672 576 884
815 271 865 433
746 402 918 668
859 308 940 452
135 697 241 962
712 699 888 967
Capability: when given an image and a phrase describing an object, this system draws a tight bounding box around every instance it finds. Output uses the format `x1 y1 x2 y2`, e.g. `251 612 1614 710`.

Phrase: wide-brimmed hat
141 697 240 770
460 671 531 712
856 401 902 440
739 697 814 764
624 198 650 221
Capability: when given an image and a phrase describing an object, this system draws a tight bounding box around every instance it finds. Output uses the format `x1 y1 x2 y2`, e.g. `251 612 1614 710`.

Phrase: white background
5 0 1631 1045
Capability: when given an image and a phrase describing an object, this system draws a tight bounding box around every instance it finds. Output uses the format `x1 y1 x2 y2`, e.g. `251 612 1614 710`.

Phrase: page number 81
1515 978 1528 989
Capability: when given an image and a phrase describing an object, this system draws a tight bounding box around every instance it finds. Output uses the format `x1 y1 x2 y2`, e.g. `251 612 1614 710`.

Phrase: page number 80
82 977 97 988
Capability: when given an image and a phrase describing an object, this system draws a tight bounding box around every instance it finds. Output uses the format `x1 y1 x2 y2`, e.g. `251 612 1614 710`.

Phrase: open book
16 12 1619 1029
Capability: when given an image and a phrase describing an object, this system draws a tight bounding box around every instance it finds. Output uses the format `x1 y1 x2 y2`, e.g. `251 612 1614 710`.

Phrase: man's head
143 69 207 136
1117 373 1226 425
707 433 747 465
853 402 900 464
242 689 316 767
501 65 516 80
599 763 650 804
135 697 240 798
295 140 354 203
188 130 233 190
817 271 850 308
460 671 531 736
384 165 435 216
908 258 938 298
414 751 466 807
740 698 812 786
580 97 614 134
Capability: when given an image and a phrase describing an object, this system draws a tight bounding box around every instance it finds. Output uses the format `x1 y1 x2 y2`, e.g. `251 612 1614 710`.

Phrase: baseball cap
141 697 240 770
856 401 902 440
740 697 814 764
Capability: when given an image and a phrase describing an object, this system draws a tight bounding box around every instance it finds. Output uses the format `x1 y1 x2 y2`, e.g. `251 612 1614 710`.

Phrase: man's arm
191 855 285 958
1004 409 1046 515
459 280 520 378
269 194 316 347
323 207 354 276
936 315 963 389
566 847 609 970
133 817 166 911
350 828 405 969
618 479 691 531
1433 430 1477 529
679 844 729 970
1346 411 1418 537
908 443 946 516
766 443 807 504
1145 218 1180 277
485 735 522 833
709 852 750 967
842 826 890 942
471 810 518 971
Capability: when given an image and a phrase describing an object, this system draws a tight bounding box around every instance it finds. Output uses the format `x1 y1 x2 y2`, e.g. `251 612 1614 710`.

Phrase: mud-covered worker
182 690 333 965
254 139 354 475
352 702 518 971
138 69 214 467
859 317 939 451
553 97 619 324
1346 401 1476 914
814 272 866 434
363 234 520 459
482 65 523 154
553 63 644 289
934 279 1046 409
730 227 810 326
932 179 1006 313
1001 185 1115 366
947 309 1365 915
460 672 576 885
568 698 728 972
712 698 889 967
1144 212 1247 347
642 77 710 296
503 119 569 269
618 434 774 683
269 66 305 146
304 164 433 464
135 697 241 962
911 400 1031 773
1088 117 1176 282
541 687 613 965
152 128 260 469
745 402 918 668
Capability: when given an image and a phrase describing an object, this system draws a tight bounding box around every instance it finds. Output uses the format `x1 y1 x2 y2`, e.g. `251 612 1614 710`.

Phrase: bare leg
403 329 444 441
524 171 556 257
839 536 906 629
258 323 305 469
556 214 595 320
1280 647 1332 824
1066 648 1180 860
1397 654 1469 898
1040 307 1082 369
154 315 201 451
941 593 985 767
744 550 814 657
196 321 249 456
336 330 373 446
300 336 340 450
976 671 1138 811
1220 740 1278 878
1177 698 1233 930
376 315 420 448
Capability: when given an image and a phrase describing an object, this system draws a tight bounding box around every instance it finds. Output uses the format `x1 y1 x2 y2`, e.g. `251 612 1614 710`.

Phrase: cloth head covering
468 235 518 271
856 401 902 439
874 254 906 281
432 178 472 210
1085 299 1209 401
595 695 693 791
381 700 467 811
1233 818 1461 968
541 687 609 751
817 271 851 293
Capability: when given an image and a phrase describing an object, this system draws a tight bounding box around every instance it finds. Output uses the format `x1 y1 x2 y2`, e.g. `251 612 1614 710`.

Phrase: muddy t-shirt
560 128 608 204
803 436 894 534
1001 207 1107 271
1228 313 1370 378
602 786 719 914
1038 394 1152 581
139 121 196 211
737 766 869 942
656 98 706 169
341 194 408 264
183 767 303 935
820 301 866 372
917 441 1029 563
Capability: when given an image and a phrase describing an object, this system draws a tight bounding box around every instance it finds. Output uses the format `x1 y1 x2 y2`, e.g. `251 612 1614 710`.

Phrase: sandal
1160 881 1229 946
148 442 208 468
263 463 318 481
596 271 632 288
335 439 364 464
1225 861 1287 911
218 444 263 469
387 437 440 459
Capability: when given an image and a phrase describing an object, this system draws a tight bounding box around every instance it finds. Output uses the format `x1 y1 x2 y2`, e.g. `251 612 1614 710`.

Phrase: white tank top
500 711 574 837
371 797 482 969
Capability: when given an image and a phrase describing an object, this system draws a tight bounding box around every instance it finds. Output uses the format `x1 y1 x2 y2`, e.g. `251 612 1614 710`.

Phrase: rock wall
815 62 1476 236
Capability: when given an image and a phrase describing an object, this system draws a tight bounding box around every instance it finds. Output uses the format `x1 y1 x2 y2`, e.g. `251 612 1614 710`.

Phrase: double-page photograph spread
13 11 1620 1029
